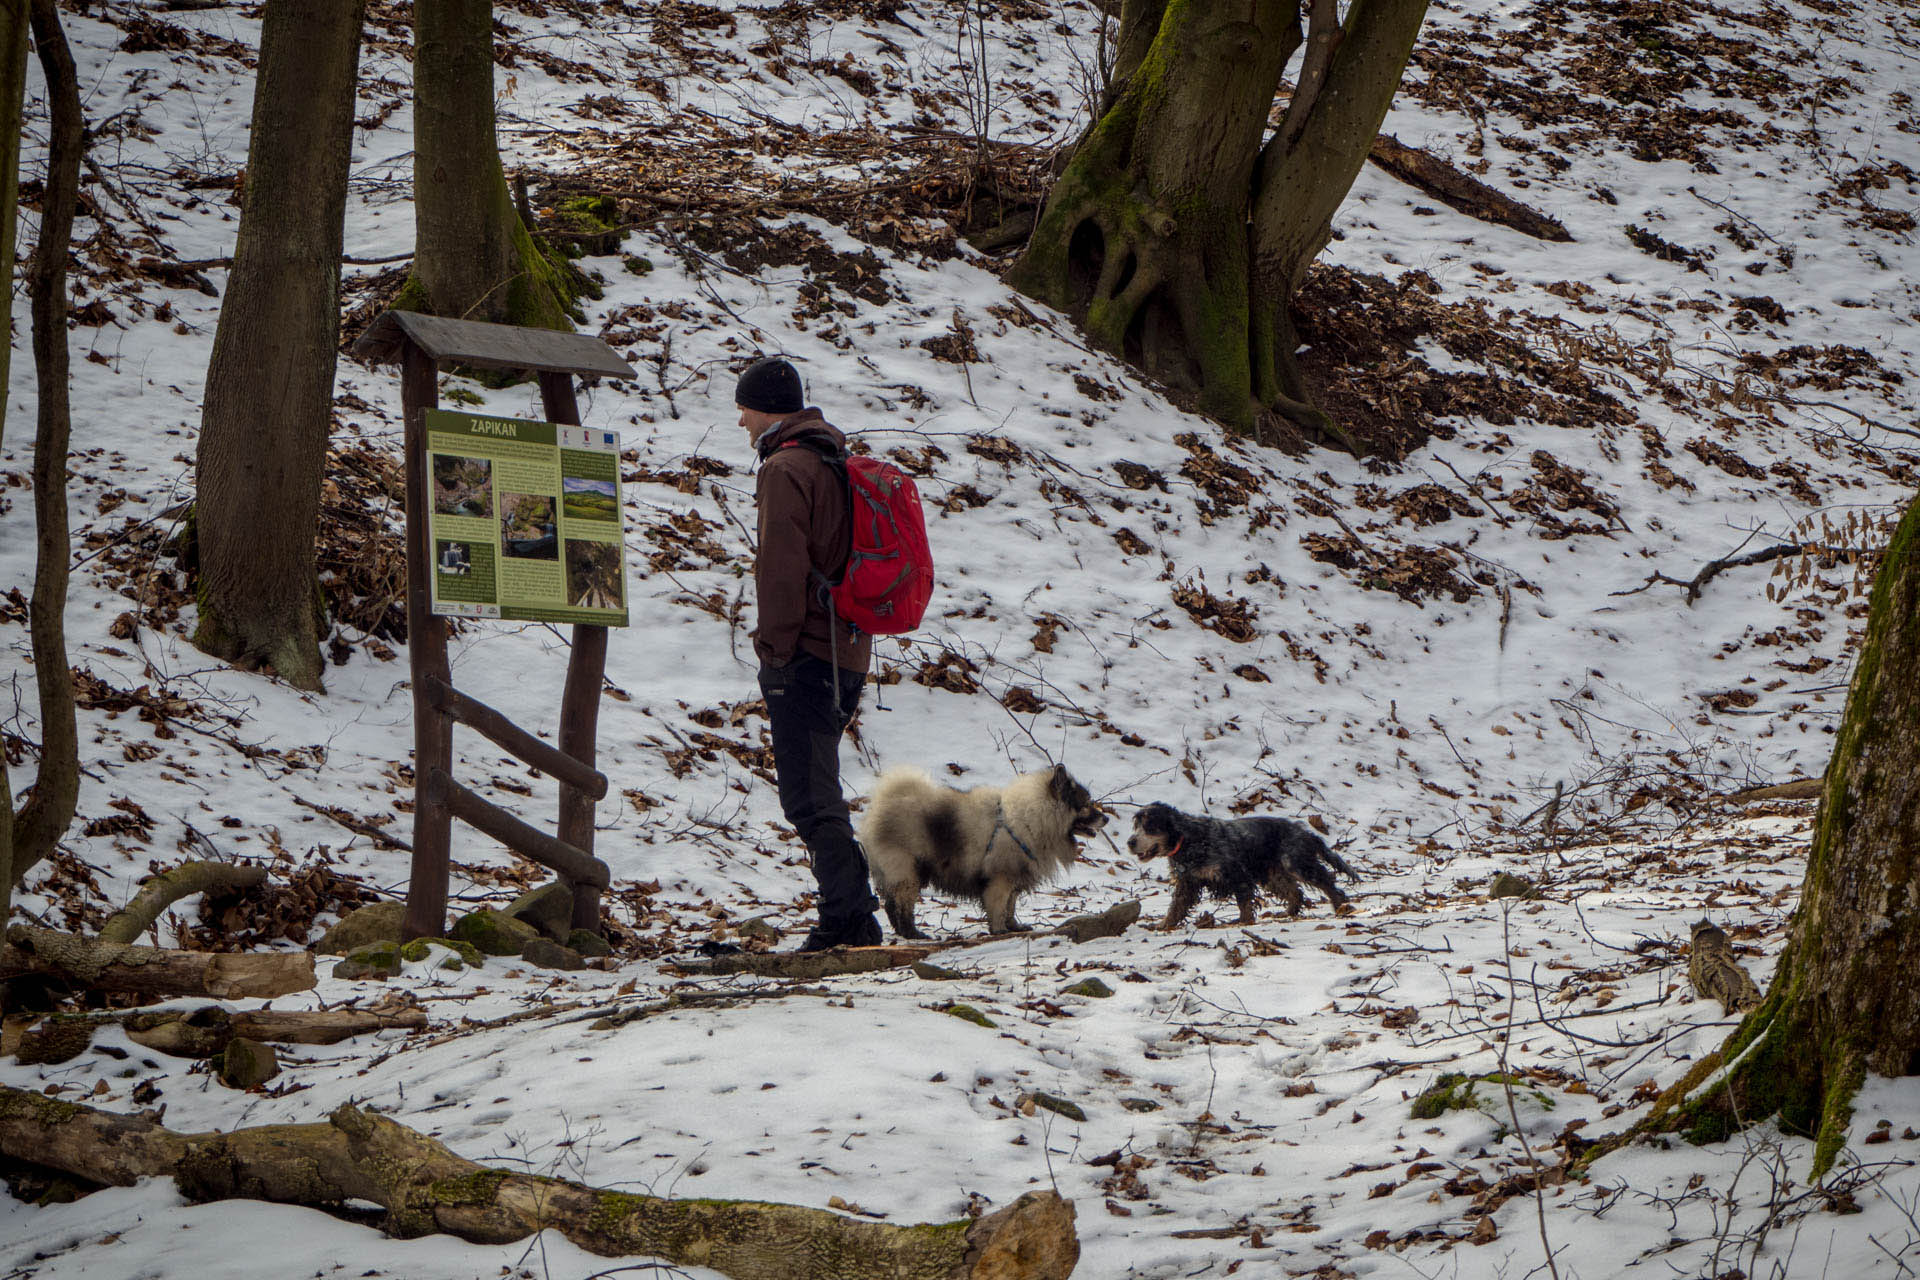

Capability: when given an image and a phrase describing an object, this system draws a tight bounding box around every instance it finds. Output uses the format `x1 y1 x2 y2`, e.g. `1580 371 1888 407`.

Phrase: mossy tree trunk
0 0 28 922
408 0 575 330
190 0 367 693
9 0 83 891
0 1089 1079 1280
1009 0 1429 450
1634 493 1920 1177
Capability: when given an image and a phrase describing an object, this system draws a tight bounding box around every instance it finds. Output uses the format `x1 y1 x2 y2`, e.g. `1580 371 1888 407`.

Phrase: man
736 356 883 951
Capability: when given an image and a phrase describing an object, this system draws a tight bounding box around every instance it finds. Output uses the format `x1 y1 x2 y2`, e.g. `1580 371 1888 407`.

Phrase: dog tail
1312 833 1360 881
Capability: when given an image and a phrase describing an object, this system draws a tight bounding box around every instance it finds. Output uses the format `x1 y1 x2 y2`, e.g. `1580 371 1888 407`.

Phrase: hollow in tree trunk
404 0 577 330
1628 493 1920 1176
1008 0 1429 451
191 0 368 691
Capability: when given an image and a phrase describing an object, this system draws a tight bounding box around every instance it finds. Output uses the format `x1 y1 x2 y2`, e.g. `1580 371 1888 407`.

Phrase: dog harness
990 806 1040 866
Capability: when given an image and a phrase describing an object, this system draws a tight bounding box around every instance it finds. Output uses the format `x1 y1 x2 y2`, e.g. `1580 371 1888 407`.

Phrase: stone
333 940 402 981
520 938 586 971
506 883 575 942
1019 1092 1086 1121
1488 872 1541 900
566 928 612 957
217 1037 279 1090
399 937 485 971
449 909 539 956
737 915 783 943
942 1003 995 1028
1061 977 1114 998
912 961 966 981
316 900 406 955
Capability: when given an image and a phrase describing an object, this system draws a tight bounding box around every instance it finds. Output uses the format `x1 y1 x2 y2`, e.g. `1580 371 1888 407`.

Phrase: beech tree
1008 0 1430 449
404 0 575 328
5 0 83 912
1626 495 1920 1176
191 0 368 691
0 0 27 919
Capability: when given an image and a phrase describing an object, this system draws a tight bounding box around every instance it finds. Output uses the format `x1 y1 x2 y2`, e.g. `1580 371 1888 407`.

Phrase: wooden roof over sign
352 311 638 380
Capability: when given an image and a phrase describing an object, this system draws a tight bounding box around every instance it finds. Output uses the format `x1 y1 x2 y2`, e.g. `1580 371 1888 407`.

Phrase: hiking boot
797 912 883 952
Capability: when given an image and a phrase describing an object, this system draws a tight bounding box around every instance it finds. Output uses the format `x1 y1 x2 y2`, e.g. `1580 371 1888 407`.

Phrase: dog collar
1167 837 1184 859
991 807 1040 866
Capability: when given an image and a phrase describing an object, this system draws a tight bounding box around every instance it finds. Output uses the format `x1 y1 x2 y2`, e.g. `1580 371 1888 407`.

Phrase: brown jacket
753 410 873 674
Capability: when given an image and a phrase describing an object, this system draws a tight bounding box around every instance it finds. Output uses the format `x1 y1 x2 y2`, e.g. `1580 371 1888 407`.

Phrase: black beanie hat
734 357 803 414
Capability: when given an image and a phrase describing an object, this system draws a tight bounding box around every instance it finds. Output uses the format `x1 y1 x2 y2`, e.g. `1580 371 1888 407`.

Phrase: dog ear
1048 764 1071 798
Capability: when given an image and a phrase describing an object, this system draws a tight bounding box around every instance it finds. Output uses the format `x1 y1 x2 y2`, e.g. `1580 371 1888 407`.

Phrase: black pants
759 654 876 925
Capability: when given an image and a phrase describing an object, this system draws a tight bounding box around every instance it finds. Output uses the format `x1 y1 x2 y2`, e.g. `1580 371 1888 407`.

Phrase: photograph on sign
424 409 629 626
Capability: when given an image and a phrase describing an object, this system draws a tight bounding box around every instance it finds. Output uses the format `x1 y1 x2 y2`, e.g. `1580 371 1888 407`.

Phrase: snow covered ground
4 0 1920 1275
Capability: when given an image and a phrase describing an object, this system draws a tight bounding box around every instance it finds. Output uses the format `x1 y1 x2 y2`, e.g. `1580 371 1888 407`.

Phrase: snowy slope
3 0 1920 1276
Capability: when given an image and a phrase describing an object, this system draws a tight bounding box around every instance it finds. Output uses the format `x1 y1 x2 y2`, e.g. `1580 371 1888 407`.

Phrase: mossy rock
333 940 402 981
1410 1072 1554 1120
942 1003 995 1028
1488 873 1541 900
738 915 783 943
622 254 654 276
1061 977 1114 998
521 938 586 971
552 193 627 256
566 928 612 958
317 900 406 955
399 937 485 971
217 1037 280 1091
1021 1092 1086 1122
913 961 966 981
1120 1097 1162 1113
507 882 575 942
449 909 540 956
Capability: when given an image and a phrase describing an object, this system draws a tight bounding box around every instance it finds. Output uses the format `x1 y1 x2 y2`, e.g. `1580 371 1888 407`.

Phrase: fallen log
1368 134 1572 242
0 924 314 999
0 1087 1079 1280
672 901 1144 979
99 860 269 945
6 1003 425 1063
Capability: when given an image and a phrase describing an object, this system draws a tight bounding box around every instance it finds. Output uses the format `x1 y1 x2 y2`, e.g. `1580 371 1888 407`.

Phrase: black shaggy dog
1128 802 1359 929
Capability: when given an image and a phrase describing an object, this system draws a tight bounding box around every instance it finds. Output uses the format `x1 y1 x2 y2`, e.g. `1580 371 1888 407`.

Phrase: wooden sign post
352 312 638 940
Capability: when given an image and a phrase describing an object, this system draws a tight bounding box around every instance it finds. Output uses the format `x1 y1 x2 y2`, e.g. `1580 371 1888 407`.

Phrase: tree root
0 1087 1079 1279
99 860 268 945
0 924 314 1000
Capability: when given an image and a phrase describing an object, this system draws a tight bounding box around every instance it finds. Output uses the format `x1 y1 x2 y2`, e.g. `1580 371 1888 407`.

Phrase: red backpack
784 439 933 635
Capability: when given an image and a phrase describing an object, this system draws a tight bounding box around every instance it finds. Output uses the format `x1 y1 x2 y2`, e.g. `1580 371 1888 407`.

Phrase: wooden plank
402 342 455 941
429 769 611 888
425 677 608 800
352 311 636 379
540 369 609 935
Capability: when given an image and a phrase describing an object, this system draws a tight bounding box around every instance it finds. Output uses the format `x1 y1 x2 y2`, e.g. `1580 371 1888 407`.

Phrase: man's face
738 404 780 445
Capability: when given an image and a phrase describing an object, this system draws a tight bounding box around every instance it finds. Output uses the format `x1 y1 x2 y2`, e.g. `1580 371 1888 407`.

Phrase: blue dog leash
990 806 1040 867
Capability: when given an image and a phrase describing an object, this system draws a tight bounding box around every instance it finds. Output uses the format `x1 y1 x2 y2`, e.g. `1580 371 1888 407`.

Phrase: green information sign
425 409 629 626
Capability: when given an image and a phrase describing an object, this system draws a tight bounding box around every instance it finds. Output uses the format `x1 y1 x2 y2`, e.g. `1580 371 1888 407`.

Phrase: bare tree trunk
1623 493 1920 1177
190 0 368 691
9 0 83 886
406 0 575 329
0 0 28 922
1010 0 1430 448
1249 0 1429 448
0 1090 1080 1280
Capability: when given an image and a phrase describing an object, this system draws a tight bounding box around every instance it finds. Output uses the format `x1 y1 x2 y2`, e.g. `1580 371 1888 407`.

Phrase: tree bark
0 1089 1080 1280
190 0 367 691
1627 494 1920 1176
407 0 575 330
0 0 27 921
9 0 83 886
0 925 315 999
5 1004 426 1063
1010 0 1430 449
98 860 269 945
